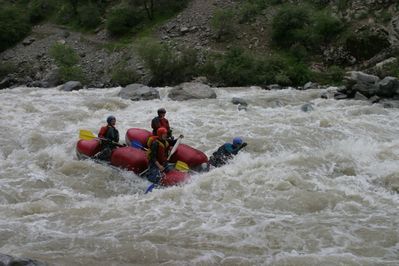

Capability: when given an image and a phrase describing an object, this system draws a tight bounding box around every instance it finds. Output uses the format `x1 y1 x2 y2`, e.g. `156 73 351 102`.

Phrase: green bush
272 5 311 48
272 4 343 51
345 29 390 60
49 43 85 83
202 48 311 87
211 9 236 41
50 43 79 67
0 62 17 80
138 40 199 86
54 3 75 25
58 65 85 83
111 62 140 86
239 0 269 23
106 5 143 36
311 65 345 85
78 3 101 29
312 11 344 43
0 5 31 52
28 0 55 23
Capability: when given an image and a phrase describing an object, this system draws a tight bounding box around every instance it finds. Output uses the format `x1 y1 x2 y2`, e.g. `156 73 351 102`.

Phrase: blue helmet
106 115 116 124
233 137 243 145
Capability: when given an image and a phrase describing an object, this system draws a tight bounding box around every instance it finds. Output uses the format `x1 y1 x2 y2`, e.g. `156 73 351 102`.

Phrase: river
0 86 398 265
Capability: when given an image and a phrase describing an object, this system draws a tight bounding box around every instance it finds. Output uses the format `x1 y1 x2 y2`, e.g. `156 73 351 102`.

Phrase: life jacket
98 125 109 138
147 136 170 165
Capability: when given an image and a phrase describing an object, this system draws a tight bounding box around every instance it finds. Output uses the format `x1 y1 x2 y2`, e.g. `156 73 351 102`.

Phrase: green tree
0 5 31 52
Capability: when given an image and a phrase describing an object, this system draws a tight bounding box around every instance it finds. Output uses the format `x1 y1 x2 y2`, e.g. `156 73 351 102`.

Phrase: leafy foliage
137 40 199 86
111 62 140 86
0 5 31 52
50 43 85 83
211 9 236 41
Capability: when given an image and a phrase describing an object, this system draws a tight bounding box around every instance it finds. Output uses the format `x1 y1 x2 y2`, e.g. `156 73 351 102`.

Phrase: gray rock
381 100 399 108
375 57 397 69
344 71 380 97
369 95 381 103
301 103 314 112
334 92 348 100
22 37 35 46
354 92 368 101
118 83 160 101
304 82 319 90
0 253 46 266
169 82 216 101
42 68 60 87
266 84 283 90
0 77 16 89
232 97 248 106
180 27 190 34
28 81 49 88
378 76 399 97
60 81 83 91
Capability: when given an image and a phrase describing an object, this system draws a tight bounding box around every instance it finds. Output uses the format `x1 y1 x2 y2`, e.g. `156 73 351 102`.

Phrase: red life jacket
159 117 170 131
147 136 169 165
98 125 109 138
152 117 170 135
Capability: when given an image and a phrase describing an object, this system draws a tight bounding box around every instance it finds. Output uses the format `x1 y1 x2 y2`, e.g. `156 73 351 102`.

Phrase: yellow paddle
79 129 98 140
175 160 190 172
79 129 124 147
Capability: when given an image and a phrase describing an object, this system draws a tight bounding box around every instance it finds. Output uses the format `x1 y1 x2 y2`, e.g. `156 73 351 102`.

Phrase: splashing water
0 86 398 265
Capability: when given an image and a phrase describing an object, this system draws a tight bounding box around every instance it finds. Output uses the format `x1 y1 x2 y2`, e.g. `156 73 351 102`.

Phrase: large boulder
168 82 216 101
0 76 17 89
378 76 399 98
344 71 380 97
118 83 160 101
60 81 83 92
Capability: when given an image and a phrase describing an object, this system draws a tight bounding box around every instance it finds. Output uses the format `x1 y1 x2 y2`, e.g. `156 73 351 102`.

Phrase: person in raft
151 108 183 145
94 115 120 160
146 127 172 184
208 137 247 168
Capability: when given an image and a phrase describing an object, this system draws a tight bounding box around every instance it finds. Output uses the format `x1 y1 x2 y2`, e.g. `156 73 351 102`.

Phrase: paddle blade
132 140 145 150
145 183 156 194
175 160 189 172
79 129 97 140
167 137 182 160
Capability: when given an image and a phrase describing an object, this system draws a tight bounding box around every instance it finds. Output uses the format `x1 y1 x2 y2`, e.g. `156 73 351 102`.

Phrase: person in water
208 137 247 168
146 127 172 184
151 107 183 145
95 115 120 160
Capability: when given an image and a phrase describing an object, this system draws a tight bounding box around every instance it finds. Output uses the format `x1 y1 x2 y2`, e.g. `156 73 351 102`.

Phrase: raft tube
125 128 152 147
125 128 208 168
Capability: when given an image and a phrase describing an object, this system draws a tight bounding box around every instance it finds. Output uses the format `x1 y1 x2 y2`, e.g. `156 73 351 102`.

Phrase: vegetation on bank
1 0 397 87
0 0 189 52
49 43 85 83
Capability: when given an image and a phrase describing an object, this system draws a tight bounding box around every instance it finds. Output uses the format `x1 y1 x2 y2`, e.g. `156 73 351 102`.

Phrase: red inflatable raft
76 128 208 186
125 128 208 169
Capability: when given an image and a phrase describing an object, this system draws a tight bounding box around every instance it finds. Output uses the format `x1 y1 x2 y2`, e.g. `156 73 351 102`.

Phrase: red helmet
157 127 168 137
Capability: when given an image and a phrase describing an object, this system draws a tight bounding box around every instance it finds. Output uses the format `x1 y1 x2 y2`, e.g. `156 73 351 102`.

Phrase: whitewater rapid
0 86 398 265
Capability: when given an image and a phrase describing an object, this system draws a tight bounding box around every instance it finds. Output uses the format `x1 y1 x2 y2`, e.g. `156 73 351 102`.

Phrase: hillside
1 0 399 88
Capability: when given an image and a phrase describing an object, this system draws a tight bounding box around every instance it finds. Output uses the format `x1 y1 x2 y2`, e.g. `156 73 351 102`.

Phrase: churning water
0 86 398 265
